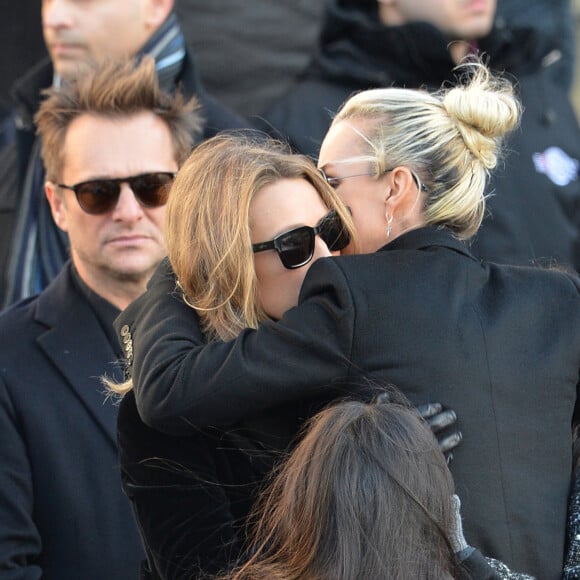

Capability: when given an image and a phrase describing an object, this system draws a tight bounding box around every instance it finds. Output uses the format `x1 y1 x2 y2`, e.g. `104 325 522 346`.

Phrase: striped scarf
4 13 186 307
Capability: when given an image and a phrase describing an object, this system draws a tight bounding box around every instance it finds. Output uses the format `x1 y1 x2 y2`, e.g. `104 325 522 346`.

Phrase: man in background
0 57 201 579
0 0 248 308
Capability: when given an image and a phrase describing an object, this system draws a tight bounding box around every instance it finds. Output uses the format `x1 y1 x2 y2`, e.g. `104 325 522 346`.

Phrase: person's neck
73 263 150 311
449 40 473 64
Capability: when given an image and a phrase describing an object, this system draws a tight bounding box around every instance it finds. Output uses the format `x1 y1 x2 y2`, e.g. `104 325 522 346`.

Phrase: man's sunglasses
56 172 176 215
252 210 350 269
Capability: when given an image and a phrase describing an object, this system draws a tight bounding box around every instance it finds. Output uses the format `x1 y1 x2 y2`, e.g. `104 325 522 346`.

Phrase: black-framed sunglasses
56 172 176 215
252 210 350 269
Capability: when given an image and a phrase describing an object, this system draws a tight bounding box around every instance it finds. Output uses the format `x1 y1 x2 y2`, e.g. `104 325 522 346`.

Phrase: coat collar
378 226 478 262
33 263 120 446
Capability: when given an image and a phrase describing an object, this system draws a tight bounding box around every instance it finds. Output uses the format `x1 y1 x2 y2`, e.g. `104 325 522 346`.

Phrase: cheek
256 263 305 319
146 208 167 237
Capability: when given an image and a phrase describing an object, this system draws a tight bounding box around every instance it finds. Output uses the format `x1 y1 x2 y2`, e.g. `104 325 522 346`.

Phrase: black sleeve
458 549 501 579
115 258 356 435
117 390 259 579
0 376 42 579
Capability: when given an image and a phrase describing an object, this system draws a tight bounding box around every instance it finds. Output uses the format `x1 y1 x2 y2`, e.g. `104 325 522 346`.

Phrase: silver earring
386 214 393 238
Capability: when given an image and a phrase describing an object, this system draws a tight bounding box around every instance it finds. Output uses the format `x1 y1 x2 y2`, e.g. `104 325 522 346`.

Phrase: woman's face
250 177 335 320
318 119 389 254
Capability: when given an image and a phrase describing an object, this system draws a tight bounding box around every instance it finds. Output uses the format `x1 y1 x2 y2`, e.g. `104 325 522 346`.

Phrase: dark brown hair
35 57 202 181
229 389 459 579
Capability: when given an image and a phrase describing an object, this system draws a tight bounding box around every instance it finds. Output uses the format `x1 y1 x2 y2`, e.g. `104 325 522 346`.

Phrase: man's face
46 112 177 296
42 0 161 78
381 0 496 41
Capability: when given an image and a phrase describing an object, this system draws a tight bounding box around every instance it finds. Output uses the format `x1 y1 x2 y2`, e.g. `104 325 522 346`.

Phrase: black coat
260 0 580 272
117 389 300 579
118 393 504 580
0 263 144 579
118 227 580 580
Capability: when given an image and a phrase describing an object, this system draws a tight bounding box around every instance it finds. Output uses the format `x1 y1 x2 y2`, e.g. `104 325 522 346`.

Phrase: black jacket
117 228 580 580
261 0 580 272
0 48 250 309
117 388 300 579
118 389 503 580
0 262 144 579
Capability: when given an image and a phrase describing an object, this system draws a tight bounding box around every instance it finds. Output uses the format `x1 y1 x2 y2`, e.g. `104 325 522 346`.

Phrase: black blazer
0 263 144 579
117 390 296 579
119 227 580 580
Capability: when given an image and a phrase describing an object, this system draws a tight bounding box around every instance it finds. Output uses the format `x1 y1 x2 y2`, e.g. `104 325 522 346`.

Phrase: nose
313 235 334 260
111 183 145 223
43 0 74 29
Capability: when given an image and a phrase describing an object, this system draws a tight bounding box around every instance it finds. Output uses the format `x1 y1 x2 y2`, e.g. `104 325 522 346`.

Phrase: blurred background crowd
3 0 580 117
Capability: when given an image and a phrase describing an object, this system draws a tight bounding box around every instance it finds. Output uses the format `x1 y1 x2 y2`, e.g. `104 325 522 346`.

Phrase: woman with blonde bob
114 133 359 578
117 63 580 579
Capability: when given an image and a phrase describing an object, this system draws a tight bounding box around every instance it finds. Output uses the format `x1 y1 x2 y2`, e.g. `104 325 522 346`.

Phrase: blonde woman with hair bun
117 64 580 580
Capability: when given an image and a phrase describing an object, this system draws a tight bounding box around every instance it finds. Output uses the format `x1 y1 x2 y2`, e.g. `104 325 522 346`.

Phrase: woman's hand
416 402 462 461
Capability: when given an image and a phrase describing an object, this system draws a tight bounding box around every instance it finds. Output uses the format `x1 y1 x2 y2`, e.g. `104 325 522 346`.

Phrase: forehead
249 178 329 236
42 0 146 23
60 112 178 182
318 120 371 169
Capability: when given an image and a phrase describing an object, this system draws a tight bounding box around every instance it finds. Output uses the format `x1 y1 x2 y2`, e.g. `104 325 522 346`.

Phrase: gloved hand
416 402 462 462
373 391 462 462
449 494 470 554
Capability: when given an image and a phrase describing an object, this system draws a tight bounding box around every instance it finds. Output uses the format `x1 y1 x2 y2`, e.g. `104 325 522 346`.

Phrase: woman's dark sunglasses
252 210 350 269
56 172 176 215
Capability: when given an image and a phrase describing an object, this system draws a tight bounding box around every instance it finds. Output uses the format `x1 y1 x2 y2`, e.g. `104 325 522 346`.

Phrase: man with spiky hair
0 57 201 580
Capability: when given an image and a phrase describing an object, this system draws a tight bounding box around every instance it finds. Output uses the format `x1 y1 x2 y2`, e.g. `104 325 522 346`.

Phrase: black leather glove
373 391 462 462
416 402 462 462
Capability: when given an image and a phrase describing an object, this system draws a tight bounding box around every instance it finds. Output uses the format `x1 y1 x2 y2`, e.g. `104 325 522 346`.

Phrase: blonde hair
108 133 356 395
331 62 521 239
167 133 356 341
35 57 202 181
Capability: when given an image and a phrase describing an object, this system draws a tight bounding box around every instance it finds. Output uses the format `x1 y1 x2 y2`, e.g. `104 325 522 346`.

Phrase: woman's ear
384 166 417 213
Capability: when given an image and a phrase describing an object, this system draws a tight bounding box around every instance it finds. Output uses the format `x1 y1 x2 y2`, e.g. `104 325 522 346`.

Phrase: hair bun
442 65 521 169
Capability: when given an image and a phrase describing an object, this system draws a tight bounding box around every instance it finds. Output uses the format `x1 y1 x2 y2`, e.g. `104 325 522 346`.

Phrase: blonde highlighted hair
108 133 355 396
331 61 521 239
166 132 356 341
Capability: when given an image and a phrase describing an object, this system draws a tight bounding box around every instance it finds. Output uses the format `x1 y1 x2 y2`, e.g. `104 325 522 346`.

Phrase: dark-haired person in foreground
228 391 532 579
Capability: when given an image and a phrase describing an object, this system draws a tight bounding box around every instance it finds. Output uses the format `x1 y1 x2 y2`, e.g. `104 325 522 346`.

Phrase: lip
49 42 84 56
465 0 489 11
106 235 151 246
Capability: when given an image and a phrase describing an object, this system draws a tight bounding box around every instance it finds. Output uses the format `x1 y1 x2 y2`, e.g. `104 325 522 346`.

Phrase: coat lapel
34 265 120 447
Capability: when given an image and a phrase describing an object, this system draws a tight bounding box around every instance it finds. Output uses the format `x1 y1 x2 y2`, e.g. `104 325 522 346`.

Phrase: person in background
0 57 201 579
0 0 249 309
170 1 576 118
260 0 580 272
116 63 580 579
